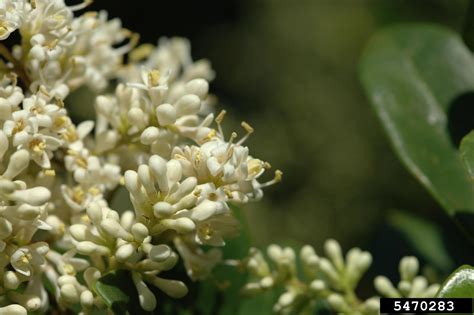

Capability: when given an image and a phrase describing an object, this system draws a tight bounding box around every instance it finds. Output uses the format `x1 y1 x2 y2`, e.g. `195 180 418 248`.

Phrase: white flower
10 242 49 277
0 0 30 40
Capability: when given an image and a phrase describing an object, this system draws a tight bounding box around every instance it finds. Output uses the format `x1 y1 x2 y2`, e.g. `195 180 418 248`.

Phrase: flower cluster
241 240 439 315
374 256 440 299
0 1 443 315
0 1 280 313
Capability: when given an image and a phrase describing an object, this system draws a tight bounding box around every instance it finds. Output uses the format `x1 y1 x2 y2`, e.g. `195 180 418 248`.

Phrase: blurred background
81 0 471 277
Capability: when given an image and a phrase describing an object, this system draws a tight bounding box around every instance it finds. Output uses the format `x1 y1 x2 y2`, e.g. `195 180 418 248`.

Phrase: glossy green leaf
389 210 454 272
360 23 474 215
95 270 132 315
460 131 474 180
437 265 474 298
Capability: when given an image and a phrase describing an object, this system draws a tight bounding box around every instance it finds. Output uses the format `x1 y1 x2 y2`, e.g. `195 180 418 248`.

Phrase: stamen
215 110 226 124
237 121 254 145
115 32 140 56
68 0 94 12
147 70 160 87
44 169 56 177
129 44 154 62
224 132 237 157
215 110 226 136
241 121 254 134
259 170 283 188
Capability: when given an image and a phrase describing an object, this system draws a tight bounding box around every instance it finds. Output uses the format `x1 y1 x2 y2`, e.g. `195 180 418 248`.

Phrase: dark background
83 0 471 278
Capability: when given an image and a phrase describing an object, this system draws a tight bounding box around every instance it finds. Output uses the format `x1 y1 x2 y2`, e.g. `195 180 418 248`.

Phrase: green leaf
460 131 474 180
389 210 454 272
437 265 474 298
95 270 132 315
360 23 474 216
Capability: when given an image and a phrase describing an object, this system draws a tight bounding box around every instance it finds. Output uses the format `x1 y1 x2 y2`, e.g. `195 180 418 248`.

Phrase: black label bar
380 298 473 313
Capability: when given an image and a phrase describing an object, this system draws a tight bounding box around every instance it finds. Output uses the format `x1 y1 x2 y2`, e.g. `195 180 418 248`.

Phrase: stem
0 43 31 87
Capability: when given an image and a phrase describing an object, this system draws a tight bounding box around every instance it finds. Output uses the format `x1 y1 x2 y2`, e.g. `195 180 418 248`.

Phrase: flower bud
124 170 141 195
190 200 217 221
147 276 188 298
69 224 89 241
153 201 175 218
149 155 168 192
96 95 115 116
3 271 21 290
364 297 380 314
137 165 155 194
327 293 349 313
131 223 149 242
132 272 156 311
185 79 209 99
318 258 340 284
166 159 182 186
61 283 79 303
140 127 160 145
127 107 147 129
116 243 136 262
80 290 94 309
10 187 51 206
86 203 103 226
149 245 171 262
324 239 344 272
399 256 419 282
374 276 400 298
0 304 27 315
168 177 197 203
309 279 326 293
0 130 8 161
277 291 295 308
175 94 200 116
156 103 176 126
120 211 135 231
3 149 30 179
0 217 12 240
77 241 110 256
409 276 428 297
163 218 195 234
15 204 41 220
100 219 134 242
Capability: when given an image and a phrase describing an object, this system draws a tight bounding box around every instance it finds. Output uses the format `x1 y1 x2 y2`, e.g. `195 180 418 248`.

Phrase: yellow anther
89 187 100 196
215 110 227 124
129 44 154 62
20 255 29 264
248 159 263 176
241 121 254 134
263 162 272 169
44 169 56 177
63 264 76 275
81 214 90 224
6 72 18 86
202 129 217 142
75 157 88 169
39 86 51 98
55 98 65 108
29 138 46 153
274 170 283 183
193 188 202 197
0 26 7 38
148 70 161 86
119 176 125 185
